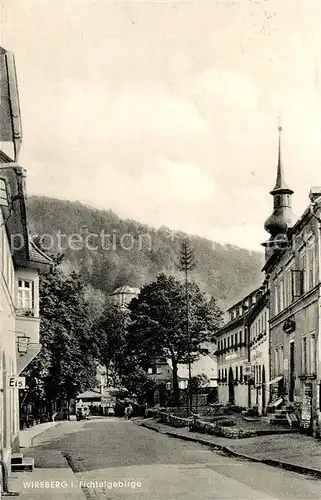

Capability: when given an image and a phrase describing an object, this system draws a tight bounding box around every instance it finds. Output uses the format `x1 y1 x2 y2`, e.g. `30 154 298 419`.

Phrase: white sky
2 0 321 251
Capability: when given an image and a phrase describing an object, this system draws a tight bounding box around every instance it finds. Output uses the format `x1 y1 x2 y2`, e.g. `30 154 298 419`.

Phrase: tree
23 254 99 417
95 304 128 386
128 273 223 406
176 237 196 411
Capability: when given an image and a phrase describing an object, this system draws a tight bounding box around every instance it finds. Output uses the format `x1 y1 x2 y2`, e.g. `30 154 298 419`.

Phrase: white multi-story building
0 46 51 477
215 288 261 408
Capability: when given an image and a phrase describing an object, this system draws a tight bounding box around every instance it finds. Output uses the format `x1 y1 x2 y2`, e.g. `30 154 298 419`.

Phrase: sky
2 0 321 251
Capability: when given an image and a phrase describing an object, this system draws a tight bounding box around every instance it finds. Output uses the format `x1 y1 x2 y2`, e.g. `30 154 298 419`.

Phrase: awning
265 376 283 386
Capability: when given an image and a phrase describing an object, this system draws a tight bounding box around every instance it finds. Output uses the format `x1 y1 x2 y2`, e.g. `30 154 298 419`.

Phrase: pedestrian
125 403 133 420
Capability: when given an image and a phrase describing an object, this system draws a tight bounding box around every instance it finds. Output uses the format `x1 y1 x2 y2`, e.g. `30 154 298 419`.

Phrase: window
308 245 315 290
147 367 153 374
224 338 226 349
234 333 237 346
156 366 162 375
292 270 304 299
302 337 307 374
224 369 227 382
240 365 243 383
279 345 284 373
0 178 10 208
310 334 316 375
235 366 238 381
273 282 279 316
17 280 34 312
279 278 284 311
259 365 262 383
275 348 279 376
239 330 242 344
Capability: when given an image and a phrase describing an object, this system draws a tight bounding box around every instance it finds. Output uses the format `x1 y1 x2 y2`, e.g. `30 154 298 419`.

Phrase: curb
138 421 321 479
31 422 64 446
19 422 64 448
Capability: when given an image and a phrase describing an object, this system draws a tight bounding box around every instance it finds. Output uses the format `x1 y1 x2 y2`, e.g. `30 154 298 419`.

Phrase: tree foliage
23 255 100 412
127 273 223 403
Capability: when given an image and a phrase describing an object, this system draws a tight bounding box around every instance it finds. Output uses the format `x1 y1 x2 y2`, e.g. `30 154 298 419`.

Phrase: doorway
289 342 295 402
262 366 266 411
228 367 235 405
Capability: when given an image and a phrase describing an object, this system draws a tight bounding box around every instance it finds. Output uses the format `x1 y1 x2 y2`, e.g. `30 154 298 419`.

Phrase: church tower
262 126 295 258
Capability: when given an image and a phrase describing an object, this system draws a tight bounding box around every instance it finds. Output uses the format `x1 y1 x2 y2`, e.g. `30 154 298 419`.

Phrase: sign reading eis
8 376 26 389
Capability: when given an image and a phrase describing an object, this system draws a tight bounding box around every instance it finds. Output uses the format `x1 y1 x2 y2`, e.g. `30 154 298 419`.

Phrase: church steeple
270 126 293 196
263 126 295 239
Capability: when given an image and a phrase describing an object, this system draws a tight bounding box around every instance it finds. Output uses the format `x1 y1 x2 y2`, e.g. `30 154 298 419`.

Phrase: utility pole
177 237 196 414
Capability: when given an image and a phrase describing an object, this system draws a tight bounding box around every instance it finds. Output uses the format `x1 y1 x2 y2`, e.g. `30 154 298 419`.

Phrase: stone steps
11 452 34 472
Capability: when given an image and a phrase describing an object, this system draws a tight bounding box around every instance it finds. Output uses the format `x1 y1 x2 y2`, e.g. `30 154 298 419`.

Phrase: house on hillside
109 285 140 308
0 46 52 478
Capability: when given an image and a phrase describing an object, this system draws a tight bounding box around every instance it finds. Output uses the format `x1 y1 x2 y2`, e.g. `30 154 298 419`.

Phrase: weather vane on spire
278 112 282 132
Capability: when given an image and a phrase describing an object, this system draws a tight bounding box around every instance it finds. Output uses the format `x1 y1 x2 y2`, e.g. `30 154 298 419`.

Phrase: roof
76 390 101 399
245 291 269 324
0 150 13 163
110 285 140 296
29 240 52 265
226 287 260 312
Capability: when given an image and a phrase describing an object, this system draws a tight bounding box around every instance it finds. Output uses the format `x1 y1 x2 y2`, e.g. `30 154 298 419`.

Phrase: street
20 418 321 500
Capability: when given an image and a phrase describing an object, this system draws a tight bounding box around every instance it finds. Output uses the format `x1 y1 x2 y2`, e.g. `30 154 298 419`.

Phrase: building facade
247 292 270 414
215 289 260 408
0 46 51 476
262 126 321 434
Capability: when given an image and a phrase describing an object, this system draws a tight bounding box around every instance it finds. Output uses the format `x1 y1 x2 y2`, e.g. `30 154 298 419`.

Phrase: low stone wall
159 412 190 428
189 418 258 438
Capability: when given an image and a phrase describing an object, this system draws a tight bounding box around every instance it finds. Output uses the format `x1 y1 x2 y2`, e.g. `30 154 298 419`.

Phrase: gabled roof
76 390 101 399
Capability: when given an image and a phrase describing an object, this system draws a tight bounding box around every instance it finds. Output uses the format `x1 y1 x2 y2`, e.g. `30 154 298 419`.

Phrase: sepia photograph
1 0 321 498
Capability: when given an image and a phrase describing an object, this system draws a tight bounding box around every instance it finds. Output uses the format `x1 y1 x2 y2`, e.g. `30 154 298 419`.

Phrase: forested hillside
27 196 264 309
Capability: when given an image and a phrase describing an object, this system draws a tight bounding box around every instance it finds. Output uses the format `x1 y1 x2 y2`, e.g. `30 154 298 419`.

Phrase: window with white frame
17 279 34 312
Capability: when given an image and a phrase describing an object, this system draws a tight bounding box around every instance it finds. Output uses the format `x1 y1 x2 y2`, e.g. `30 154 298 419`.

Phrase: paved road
24 418 321 500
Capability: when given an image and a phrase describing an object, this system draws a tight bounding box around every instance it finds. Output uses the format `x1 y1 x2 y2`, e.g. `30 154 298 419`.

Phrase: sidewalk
138 418 321 478
8 468 86 499
7 421 87 499
19 421 63 448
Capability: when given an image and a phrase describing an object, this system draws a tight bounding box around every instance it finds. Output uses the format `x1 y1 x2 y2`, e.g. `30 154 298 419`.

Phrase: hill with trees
27 196 264 310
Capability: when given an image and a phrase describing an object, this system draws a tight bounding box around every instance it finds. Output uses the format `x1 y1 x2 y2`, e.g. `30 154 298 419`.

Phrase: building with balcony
0 46 51 475
262 126 321 434
215 288 261 408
